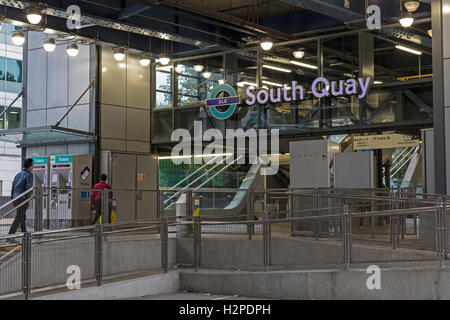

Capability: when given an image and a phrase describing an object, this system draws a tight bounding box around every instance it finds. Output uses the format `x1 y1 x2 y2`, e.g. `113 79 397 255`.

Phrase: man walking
90 174 113 224
8 158 34 242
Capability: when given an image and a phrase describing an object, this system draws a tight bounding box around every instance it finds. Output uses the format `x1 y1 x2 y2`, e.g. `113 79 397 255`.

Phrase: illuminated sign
206 84 240 120
246 77 372 105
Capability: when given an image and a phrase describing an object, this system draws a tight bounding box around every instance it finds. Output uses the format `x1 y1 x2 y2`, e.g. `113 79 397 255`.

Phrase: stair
0 244 22 264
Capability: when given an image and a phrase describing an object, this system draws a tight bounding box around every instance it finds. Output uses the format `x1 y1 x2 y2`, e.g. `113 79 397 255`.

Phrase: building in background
0 22 23 196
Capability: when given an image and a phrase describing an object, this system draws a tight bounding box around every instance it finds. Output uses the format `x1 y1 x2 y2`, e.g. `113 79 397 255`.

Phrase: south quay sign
206 77 372 120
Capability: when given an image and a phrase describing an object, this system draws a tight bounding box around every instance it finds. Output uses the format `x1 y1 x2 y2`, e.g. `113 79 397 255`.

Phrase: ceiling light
27 8 43 25
67 43 79 57
262 80 283 87
158 53 171 65
218 79 225 85
293 50 305 59
43 38 56 52
193 64 204 72
399 12 414 28
260 38 273 51
428 29 432 37
289 60 318 70
139 55 151 67
395 45 422 55
202 71 212 78
403 0 420 12
263 65 292 73
237 81 257 87
11 31 25 46
175 64 184 73
374 81 383 84
113 47 126 62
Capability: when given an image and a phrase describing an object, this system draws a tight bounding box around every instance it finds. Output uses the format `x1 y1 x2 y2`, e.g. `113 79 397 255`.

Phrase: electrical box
290 139 339 188
102 151 158 222
334 151 375 188
289 140 340 236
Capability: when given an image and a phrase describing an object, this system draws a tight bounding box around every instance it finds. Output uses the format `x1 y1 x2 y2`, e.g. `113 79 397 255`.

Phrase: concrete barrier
35 272 180 300
179 266 450 300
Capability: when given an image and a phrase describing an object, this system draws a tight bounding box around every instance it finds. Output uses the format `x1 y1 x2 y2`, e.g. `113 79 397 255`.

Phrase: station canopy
0 126 95 147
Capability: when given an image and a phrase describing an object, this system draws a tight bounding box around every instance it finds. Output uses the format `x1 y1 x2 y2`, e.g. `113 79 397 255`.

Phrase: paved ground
127 291 272 300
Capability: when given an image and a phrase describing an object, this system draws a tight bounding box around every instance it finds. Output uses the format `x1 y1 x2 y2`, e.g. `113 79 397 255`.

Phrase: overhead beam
0 0 213 48
279 0 431 47
116 0 162 20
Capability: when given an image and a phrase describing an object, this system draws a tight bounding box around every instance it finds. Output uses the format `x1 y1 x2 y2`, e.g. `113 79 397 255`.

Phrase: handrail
163 154 235 207
0 188 34 220
168 155 220 191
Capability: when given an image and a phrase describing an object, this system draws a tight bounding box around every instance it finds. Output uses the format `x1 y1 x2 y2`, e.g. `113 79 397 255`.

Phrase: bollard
94 224 103 286
342 204 352 269
22 232 32 300
160 217 168 273
194 216 201 271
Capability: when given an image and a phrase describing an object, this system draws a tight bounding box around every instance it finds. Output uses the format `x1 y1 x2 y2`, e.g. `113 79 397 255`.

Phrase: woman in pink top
90 174 113 224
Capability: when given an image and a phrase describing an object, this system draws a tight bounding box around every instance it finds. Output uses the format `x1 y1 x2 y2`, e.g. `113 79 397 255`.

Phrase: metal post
157 190 164 219
101 189 108 225
94 224 103 286
33 188 43 232
247 190 254 240
22 232 32 300
443 198 448 262
316 191 321 240
160 217 168 273
194 216 201 271
263 212 268 270
436 197 446 266
343 204 352 269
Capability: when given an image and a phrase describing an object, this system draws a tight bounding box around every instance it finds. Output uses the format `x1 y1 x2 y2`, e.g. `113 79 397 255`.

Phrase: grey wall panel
126 108 150 141
444 0 450 59
26 147 46 157
68 144 90 155
127 55 150 110
69 44 91 105
422 129 435 194
334 151 374 188
445 59 450 107
446 109 450 193
28 31 47 50
111 153 136 189
137 155 157 190
68 104 90 132
101 104 126 139
46 107 68 127
46 145 68 155
114 190 136 222
27 109 46 127
101 49 126 106
27 49 47 110
47 44 68 108
126 141 150 153
101 138 126 152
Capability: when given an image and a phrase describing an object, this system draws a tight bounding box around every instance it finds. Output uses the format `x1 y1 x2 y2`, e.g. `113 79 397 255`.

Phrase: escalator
161 157 264 216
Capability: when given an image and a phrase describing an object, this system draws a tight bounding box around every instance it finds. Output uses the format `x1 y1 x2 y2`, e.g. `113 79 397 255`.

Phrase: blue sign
81 166 90 182
206 84 240 120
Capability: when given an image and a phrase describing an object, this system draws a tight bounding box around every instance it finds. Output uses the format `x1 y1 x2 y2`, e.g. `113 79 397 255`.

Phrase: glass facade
151 31 432 144
0 22 23 129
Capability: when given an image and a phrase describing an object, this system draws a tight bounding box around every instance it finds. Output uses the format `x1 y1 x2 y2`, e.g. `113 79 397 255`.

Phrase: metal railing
2 187 450 299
